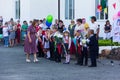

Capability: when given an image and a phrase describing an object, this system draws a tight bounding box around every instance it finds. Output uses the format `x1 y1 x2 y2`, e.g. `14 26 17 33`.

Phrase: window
65 0 75 20
95 0 108 20
15 0 20 19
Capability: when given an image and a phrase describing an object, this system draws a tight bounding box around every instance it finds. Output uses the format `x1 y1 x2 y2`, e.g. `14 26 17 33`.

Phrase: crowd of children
0 16 99 67
24 16 99 67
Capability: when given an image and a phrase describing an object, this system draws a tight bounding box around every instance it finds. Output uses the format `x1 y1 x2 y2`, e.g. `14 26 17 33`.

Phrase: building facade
0 0 120 37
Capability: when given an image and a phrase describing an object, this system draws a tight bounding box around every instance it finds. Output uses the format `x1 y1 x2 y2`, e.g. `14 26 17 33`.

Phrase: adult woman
104 20 112 40
74 19 85 38
16 20 21 45
58 20 65 33
68 20 76 38
8 21 16 47
82 18 89 37
24 20 39 63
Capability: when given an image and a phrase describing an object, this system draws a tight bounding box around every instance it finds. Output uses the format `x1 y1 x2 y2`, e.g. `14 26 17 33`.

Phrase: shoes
88 65 97 67
33 59 39 63
63 62 70 64
26 59 31 63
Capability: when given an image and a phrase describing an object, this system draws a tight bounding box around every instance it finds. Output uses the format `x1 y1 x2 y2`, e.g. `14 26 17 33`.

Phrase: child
75 30 83 65
87 29 98 67
2 22 9 47
53 27 62 62
49 30 55 61
81 38 88 66
43 30 50 59
63 30 71 64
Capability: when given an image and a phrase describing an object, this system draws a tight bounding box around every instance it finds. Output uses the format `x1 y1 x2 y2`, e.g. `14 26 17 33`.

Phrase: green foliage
98 39 120 46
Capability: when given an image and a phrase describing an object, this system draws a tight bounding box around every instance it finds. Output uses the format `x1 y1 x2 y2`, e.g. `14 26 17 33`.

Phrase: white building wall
75 0 95 23
29 0 58 21
0 0 15 22
0 0 120 37
20 0 30 22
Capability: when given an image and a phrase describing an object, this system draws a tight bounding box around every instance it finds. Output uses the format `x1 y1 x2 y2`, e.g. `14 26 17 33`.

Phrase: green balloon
0 34 3 39
47 15 53 23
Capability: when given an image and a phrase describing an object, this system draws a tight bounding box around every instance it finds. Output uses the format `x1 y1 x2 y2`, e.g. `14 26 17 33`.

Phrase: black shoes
88 65 97 67
63 62 70 64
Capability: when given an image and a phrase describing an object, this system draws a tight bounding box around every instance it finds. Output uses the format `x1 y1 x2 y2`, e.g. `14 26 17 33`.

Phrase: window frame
65 0 75 20
95 0 108 21
15 0 20 19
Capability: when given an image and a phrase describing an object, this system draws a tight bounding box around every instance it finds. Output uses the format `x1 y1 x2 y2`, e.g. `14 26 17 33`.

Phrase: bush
98 39 120 46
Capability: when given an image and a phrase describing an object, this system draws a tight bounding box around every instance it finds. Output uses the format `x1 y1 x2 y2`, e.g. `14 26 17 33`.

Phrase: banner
112 18 120 42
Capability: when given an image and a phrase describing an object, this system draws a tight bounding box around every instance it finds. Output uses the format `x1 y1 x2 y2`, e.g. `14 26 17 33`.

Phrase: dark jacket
58 25 64 33
87 34 98 53
68 24 76 38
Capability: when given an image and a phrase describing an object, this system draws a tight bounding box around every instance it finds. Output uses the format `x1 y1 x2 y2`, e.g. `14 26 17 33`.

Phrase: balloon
46 21 52 27
47 15 53 23
0 34 3 39
113 14 119 20
118 11 120 16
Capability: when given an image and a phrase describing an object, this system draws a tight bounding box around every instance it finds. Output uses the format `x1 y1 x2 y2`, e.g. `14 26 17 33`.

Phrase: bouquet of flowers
54 31 63 43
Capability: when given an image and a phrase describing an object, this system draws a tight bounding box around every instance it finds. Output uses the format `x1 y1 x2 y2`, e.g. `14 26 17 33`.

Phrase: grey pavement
0 46 120 80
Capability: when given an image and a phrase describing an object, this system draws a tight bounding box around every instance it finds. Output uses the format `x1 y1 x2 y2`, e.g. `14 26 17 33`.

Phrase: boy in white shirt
3 22 9 47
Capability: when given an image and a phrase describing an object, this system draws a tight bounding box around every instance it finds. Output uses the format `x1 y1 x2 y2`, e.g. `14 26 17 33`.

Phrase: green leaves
99 39 120 46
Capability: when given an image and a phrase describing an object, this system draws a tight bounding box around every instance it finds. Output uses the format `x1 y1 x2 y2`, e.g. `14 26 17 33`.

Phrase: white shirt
3 27 9 37
39 23 44 29
75 24 85 37
75 24 85 32
90 22 99 34
63 36 71 49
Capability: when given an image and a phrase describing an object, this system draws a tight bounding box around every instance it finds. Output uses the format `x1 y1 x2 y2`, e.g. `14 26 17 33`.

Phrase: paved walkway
0 46 120 80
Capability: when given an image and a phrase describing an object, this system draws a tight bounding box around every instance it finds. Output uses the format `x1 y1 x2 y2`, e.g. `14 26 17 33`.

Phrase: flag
104 8 108 14
113 3 116 9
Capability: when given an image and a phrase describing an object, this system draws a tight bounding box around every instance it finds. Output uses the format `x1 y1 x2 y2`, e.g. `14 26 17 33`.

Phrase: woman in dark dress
104 20 112 40
58 20 65 33
24 20 40 63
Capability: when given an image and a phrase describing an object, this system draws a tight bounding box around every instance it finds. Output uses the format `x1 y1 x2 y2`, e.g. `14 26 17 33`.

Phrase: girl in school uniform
43 30 50 59
63 30 71 64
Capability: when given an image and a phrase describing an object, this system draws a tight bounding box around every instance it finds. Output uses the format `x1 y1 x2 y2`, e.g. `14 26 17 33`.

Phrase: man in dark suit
87 30 98 67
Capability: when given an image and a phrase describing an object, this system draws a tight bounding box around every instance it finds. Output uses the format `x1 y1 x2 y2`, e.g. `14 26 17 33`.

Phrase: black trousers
90 52 97 66
81 47 88 65
76 46 82 65
76 53 82 65
55 48 61 62
50 42 55 60
37 41 44 57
